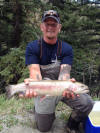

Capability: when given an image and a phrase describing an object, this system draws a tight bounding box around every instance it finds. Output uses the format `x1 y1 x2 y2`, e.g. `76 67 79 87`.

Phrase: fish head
75 82 89 90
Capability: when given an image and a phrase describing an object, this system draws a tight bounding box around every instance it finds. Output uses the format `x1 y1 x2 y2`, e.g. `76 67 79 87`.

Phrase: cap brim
42 16 60 23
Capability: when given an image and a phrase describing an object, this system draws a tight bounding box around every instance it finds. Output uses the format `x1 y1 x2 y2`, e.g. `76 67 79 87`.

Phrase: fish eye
81 85 84 88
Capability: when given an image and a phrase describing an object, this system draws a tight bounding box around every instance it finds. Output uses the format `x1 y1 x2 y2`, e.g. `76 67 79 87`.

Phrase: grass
0 94 72 116
0 125 3 132
0 94 34 115
0 93 72 132
0 94 99 132
0 94 71 131
92 97 100 101
1 115 19 128
0 94 34 132
56 101 72 121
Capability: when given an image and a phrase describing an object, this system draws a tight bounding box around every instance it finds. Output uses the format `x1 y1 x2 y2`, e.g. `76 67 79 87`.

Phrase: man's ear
40 23 44 32
59 24 62 33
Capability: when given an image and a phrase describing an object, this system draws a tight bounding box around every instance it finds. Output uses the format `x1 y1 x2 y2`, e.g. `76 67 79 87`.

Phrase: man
24 10 94 133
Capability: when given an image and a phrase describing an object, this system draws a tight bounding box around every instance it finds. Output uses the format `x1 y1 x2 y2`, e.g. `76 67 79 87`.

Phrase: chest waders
34 38 63 114
38 38 62 80
34 39 94 132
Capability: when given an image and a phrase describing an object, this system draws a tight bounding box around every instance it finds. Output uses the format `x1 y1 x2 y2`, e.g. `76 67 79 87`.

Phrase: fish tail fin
6 85 14 99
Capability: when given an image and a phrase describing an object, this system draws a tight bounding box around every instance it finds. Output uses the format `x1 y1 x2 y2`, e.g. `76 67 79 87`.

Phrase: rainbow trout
6 80 89 99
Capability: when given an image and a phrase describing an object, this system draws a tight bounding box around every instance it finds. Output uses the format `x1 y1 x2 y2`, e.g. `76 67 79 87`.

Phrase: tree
0 0 100 97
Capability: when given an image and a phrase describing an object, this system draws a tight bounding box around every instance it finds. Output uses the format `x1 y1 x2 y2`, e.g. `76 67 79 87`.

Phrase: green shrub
0 48 29 93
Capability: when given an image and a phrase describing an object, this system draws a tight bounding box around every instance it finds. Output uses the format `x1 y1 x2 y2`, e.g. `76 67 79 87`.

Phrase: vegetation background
0 0 100 132
0 0 100 97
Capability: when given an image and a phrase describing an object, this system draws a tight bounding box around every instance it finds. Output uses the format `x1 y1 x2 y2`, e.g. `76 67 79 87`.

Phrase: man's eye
45 23 57 27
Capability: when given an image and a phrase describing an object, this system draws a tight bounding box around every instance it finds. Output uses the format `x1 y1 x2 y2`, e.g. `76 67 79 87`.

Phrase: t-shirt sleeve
61 43 73 66
25 41 40 65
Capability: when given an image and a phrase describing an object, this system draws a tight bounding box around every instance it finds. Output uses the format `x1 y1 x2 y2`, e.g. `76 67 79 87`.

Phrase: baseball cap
42 10 60 23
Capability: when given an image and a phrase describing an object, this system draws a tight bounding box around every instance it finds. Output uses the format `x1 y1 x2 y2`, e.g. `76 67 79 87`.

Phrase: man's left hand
62 78 79 99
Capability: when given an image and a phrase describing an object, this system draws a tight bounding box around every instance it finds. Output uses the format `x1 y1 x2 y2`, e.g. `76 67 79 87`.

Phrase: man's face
40 18 61 40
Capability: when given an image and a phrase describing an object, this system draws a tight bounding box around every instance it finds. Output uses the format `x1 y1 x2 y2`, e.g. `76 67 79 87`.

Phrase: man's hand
19 78 38 98
62 78 79 99
25 88 37 98
62 90 75 99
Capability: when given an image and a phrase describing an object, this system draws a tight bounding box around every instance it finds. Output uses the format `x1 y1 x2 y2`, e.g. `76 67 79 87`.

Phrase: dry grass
0 94 72 132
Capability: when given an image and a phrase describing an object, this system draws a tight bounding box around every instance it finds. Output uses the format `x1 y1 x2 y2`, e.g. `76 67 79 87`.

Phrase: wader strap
57 40 62 57
38 38 42 59
38 39 62 59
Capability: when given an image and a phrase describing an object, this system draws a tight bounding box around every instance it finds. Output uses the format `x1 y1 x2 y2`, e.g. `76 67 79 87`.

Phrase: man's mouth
47 30 54 33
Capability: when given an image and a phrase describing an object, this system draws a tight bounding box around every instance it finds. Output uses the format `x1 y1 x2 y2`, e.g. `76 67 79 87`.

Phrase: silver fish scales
6 80 89 99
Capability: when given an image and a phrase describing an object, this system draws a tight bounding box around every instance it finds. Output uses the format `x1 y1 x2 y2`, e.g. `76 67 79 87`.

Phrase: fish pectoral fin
40 95 51 102
40 95 46 102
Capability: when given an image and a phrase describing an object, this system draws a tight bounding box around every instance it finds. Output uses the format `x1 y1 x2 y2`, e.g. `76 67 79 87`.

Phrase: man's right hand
19 78 38 98
24 88 37 98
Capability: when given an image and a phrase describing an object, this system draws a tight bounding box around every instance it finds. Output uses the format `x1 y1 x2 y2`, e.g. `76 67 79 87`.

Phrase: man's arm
28 64 42 80
58 64 71 80
20 64 42 98
25 64 42 97
58 64 76 99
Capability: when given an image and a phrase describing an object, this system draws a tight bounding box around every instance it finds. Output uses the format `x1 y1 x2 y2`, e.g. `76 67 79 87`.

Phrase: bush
0 48 29 93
